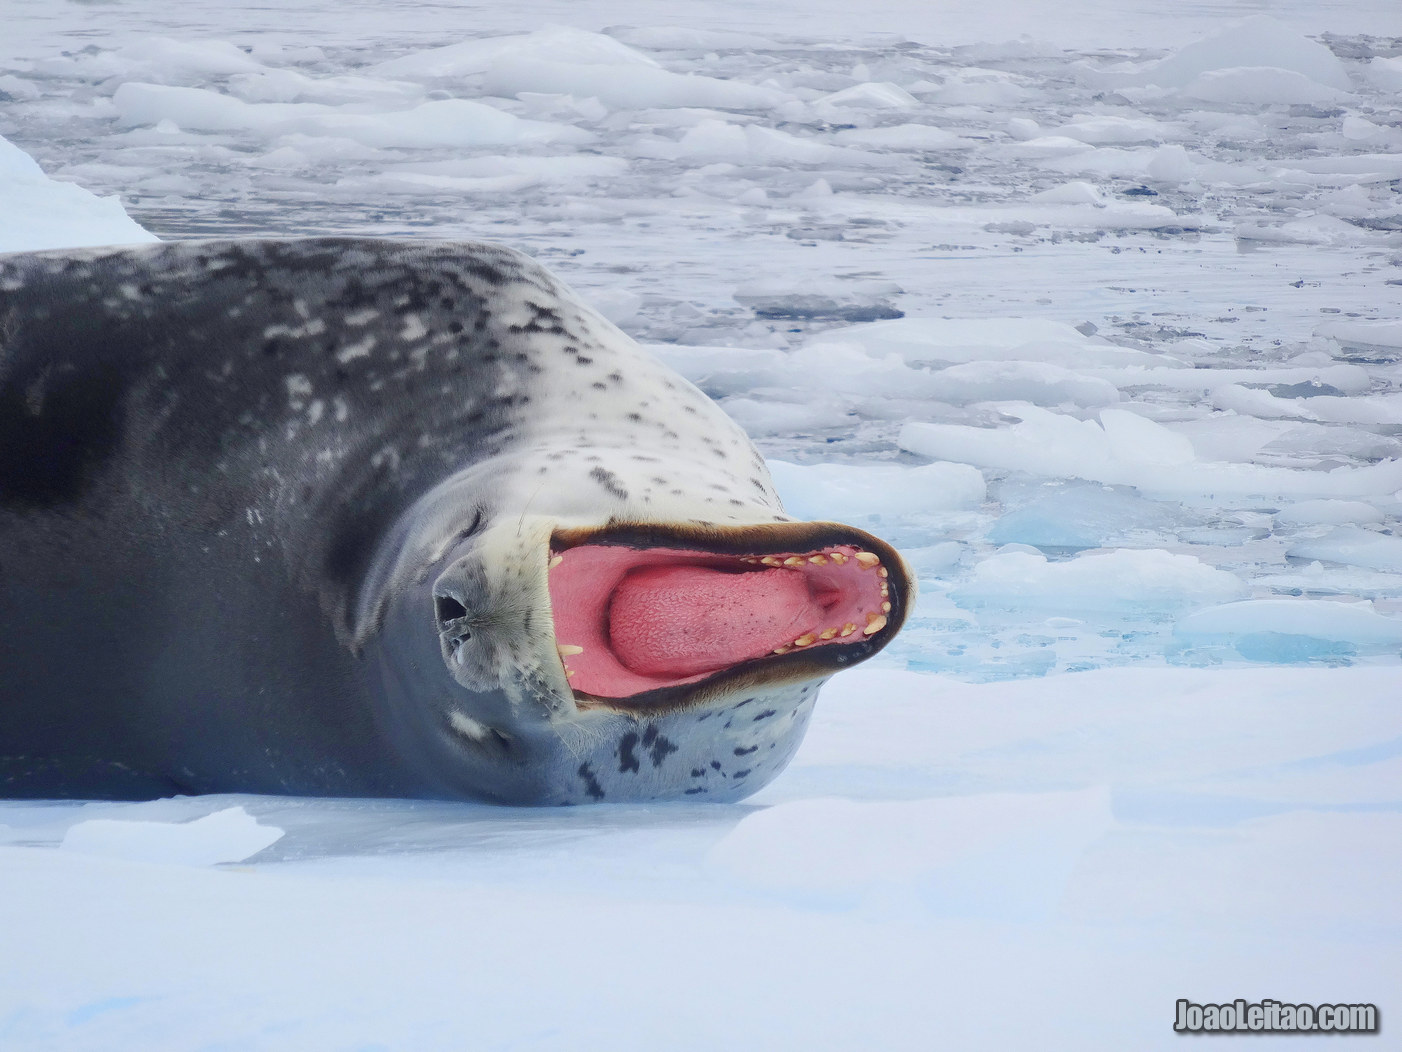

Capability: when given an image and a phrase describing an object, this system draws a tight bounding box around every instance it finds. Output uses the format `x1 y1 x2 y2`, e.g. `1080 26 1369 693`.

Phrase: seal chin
544 521 913 714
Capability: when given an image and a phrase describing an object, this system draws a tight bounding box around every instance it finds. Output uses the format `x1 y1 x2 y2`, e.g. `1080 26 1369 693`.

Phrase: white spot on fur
345 308 379 327
449 711 491 742
399 315 428 341
264 317 326 340
336 335 376 363
285 374 313 409
306 399 324 425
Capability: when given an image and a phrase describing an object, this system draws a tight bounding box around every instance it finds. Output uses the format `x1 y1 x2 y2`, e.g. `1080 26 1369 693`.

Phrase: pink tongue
608 565 812 677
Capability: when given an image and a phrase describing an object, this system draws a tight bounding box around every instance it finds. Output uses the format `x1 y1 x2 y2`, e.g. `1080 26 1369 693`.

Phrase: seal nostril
435 595 467 626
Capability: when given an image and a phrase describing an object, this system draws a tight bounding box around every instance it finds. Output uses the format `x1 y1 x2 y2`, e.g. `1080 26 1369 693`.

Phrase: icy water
4 0 1401 680
0 2 1400 1049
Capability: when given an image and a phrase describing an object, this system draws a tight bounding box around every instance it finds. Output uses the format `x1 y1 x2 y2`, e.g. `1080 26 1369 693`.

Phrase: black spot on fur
617 731 640 774
589 467 628 500
578 762 605 800
734 745 758 756
640 724 678 767
752 709 777 721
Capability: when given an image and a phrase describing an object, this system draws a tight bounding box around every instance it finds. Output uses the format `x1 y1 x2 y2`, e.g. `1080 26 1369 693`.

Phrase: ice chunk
951 547 1245 614
707 788 1111 917
666 120 861 164
931 360 1119 407
926 68 1031 106
988 484 1181 549
59 806 284 866
0 134 155 252
484 59 785 111
1090 361 1370 396
1182 67 1346 107
1145 143 1197 182
1277 501 1384 527
111 36 265 76
34 35 264 83
373 26 659 79
586 287 642 327
1287 527 1402 574
605 26 780 51
229 68 424 105
0 74 41 101
1366 56 1402 93
1316 320 1402 352
831 124 969 150
1235 214 1375 246
645 343 790 397
1050 115 1179 145
900 404 1402 501
1029 180 1106 206
113 84 588 147
718 397 845 435
846 317 1161 368
767 459 986 520
1174 599 1402 659
816 82 919 110
1120 16 1353 92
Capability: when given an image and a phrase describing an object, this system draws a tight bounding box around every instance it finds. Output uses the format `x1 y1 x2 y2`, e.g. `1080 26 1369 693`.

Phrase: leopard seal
0 238 912 804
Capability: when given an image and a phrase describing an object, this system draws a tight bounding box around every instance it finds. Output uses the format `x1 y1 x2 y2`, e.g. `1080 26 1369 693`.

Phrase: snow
0 135 156 252
59 806 285 866
2 0 1400 1046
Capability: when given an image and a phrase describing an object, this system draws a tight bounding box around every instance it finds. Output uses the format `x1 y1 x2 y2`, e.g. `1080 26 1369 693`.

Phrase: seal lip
548 520 913 715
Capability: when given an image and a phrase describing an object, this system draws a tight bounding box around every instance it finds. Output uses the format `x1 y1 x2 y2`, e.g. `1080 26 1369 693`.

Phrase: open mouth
547 523 909 707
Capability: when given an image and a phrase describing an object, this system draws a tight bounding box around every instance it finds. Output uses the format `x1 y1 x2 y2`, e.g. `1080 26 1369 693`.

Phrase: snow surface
1 0 1399 1048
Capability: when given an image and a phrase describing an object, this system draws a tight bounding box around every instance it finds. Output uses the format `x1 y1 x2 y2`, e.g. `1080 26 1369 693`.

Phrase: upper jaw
542 520 913 716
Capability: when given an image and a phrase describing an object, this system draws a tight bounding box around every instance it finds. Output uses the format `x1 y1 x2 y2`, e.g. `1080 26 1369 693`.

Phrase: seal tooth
863 613 887 636
793 632 817 647
783 556 805 567
549 554 564 569
880 583 889 597
760 556 782 567
878 566 889 578
840 622 857 637
807 554 828 565
881 601 891 613
557 644 584 656
773 645 793 655
830 552 848 564
819 627 838 640
854 552 880 569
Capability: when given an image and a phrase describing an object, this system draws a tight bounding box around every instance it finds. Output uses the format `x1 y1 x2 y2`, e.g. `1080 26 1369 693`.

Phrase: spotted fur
0 239 840 804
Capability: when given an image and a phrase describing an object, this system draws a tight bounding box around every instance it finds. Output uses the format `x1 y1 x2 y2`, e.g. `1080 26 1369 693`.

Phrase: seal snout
545 523 908 706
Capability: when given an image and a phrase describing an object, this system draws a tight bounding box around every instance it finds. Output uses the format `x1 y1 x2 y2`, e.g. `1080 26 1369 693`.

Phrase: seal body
0 239 911 803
